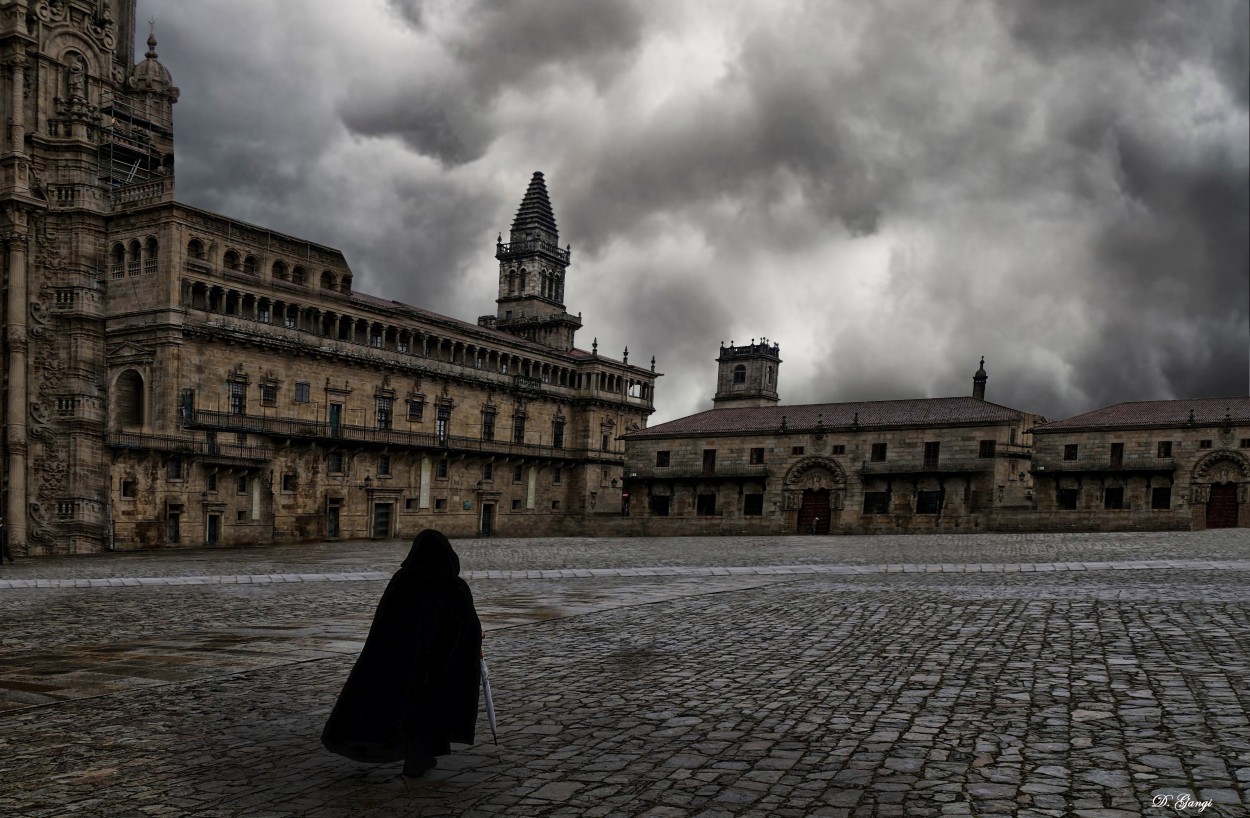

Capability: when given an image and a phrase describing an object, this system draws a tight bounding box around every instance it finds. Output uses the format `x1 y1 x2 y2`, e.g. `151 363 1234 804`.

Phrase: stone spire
973 357 988 400
510 172 559 239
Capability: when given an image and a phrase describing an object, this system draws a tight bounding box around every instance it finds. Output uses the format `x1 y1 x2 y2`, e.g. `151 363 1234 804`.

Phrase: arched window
127 240 141 276
110 243 125 279
340 275 352 294
733 365 747 384
243 255 259 276
143 237 159 274
321 270 336 290
223 250 241 271
766 366 773 385
114 370 144 428
292 266 307 286
187 239 206 260
272 260 289 281
519 269 527 291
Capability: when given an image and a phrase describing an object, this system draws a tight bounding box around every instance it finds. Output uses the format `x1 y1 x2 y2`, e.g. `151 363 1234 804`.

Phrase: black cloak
322 530 482 763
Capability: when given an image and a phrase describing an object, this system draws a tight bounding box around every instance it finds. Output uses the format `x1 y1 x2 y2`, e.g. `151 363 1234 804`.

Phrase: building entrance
797 489 831 534
371 503 393 539
1207 483 1239 528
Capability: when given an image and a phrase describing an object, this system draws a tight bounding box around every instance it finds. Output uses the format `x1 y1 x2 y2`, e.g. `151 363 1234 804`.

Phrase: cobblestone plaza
1 531 1248 817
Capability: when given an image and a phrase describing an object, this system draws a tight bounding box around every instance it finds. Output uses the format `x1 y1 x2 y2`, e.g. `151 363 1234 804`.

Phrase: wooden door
1206 483 1239 528
797 489 831 534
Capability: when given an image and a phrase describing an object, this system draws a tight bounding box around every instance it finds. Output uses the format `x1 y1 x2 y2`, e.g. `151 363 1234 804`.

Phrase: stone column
4 208 29 548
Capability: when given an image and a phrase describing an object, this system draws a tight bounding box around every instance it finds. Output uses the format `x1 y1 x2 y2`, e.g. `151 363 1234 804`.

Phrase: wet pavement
0 531 1248 817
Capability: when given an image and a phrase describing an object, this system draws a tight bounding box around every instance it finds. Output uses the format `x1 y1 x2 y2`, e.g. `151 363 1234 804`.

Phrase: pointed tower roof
510 171 559 235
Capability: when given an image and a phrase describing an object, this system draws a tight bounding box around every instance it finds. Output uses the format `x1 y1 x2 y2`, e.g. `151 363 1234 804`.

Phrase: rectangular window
656 451 670 467
261 384 278 406
979 440 996 458
513 415 526 444
370 333 383 349
378 455 391 476
862 491 890 514
1199 439 1212 449
870 443 887 462
1110 442 1124 467
743 494 764 516
328 452 344 473
649 496 670 516
258 307 271 324
1241 439 1250 448
552 420 565 449
916 490 943 514
512 498 521 510
166 457 182 481
407 399 424 421
121 479 137 498
282 473 297 492
791 446 805 456
749 447 765 465
237 476 248 495
831 444 845 455
1058 488 1079 510
284 313 296 329
553 468 562 484
435 498 447 511
602 434 611 451
923 442 940 469
1104 487 1124 510
437 459 448 479
1157 441 1172 458
696 493 717 516
405 498 417 510
294 382 310 403
436 406 450 443
513 465 523 483
206 473 218 493
237 509 247 522
228 381 247 415
1063 444 1079 461
483 463 493 481
1151 486 1172 510
482 411 496 441
702 449 717 475
376 396 393 430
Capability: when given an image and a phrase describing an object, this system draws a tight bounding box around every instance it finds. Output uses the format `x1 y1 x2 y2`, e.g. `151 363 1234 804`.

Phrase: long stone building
621 344 1047 535
1029 397 1250 531
0 1 657 555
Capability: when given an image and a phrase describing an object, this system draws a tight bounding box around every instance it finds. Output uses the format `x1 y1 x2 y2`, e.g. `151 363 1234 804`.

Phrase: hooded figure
322 529 482 776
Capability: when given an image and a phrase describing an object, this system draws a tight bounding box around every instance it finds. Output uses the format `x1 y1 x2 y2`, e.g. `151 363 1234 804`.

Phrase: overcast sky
143 0 1248 425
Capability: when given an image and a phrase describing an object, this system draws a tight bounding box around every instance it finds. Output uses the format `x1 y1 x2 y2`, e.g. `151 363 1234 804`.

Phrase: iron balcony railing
859 458 994 475
628 463 769 480
188 409 624 463
495 239 570 264
109 431 273 462
1031 457 1176 474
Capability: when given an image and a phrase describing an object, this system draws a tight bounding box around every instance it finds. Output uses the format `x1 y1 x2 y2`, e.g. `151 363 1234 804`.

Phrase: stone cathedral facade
0 1 657 555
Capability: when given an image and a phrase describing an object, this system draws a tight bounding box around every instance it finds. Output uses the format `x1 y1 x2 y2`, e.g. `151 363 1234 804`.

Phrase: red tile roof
1034 396 1250 432
627 397 1032 439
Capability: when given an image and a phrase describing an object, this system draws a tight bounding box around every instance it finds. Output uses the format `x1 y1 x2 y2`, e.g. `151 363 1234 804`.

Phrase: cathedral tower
490 172 582 351
713 339 782 408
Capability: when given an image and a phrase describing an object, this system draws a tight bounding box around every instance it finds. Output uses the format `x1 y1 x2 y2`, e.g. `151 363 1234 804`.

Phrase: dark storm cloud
342 0 648 165
144 0 1247 424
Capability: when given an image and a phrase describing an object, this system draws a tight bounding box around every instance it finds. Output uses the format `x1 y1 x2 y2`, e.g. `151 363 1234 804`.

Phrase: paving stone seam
2 559 1249 590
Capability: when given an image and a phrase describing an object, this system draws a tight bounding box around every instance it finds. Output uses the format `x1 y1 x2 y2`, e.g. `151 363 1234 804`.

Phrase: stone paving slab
0 532 1247 816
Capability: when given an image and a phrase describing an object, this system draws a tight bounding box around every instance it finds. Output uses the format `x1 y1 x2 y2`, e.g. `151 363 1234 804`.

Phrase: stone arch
783 456 847 533
784 456 847 487
1192 450 1250 482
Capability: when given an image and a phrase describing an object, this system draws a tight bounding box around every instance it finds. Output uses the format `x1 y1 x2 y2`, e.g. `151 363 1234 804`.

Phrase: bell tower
713 339 782 408
490 172 582 351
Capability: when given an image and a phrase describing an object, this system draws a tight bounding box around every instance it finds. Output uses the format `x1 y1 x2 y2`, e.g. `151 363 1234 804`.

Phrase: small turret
973 357 988 400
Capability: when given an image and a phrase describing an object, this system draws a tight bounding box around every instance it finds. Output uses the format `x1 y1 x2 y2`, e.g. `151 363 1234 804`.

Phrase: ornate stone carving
36 2 68 24
784 456 846 486
1192 450 1250 482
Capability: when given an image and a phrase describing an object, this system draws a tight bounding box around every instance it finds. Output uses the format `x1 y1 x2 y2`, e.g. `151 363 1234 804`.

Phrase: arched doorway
114 369 144 428
1207 483 1238 528
798 489 830 534
783 457 845 534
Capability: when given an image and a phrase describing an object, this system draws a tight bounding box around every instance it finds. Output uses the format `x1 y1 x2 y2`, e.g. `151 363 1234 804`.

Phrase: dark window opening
791 446 805 456
979 440 996 458
378 455 391 476
206 473 218 493
408 400 424 421
831 444 845 455
437 460 448 479
552 420 565 449
328 452 344 473
260 383 278 406
553 468 562 485
702 449 716 476
121 479 137 498
656 451 670 467
862 491 890 514
870 443 887 462
733 365 746 384
696 493 717 516
1104 487 1124 510
744 494 764 516
1151 486 1171 510
1063 444 1078 461
166 457 183 481
376 397 393 430
513 465 523 483
1157 441 1172 458
281 473 297 492
916 490 943 514
1058 488 1079 510
749 448 765 465
513 415 526 444
435 498 447 511
295 382 310 403
923 442 940 469
1199 439 1212 449
228 380 247 415
649 496 670 516
1110 442 1124 467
